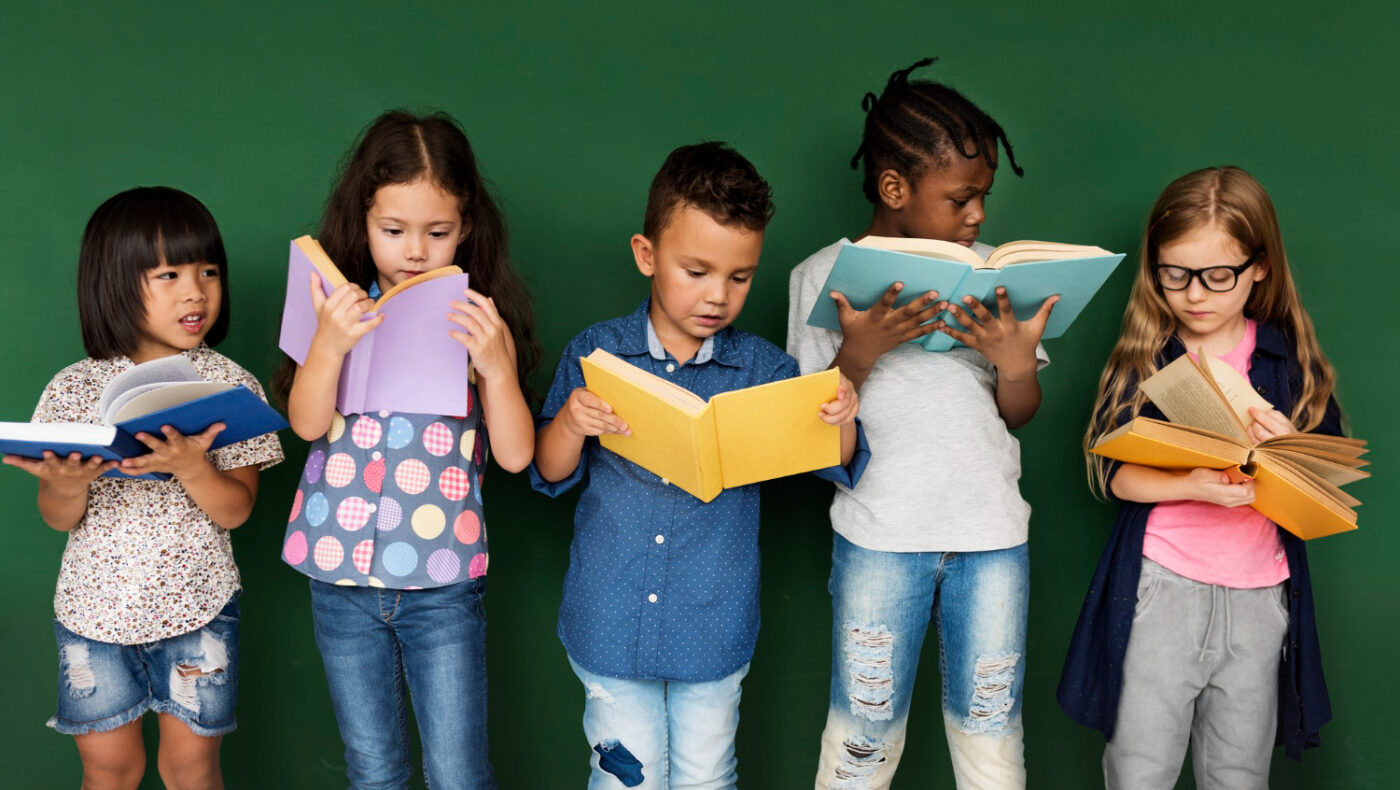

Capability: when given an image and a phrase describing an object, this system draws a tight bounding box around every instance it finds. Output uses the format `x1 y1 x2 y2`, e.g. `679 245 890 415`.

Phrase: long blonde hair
1084 166 1338 497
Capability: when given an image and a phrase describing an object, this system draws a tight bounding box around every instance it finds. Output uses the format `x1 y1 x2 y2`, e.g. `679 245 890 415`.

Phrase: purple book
278 237 472 417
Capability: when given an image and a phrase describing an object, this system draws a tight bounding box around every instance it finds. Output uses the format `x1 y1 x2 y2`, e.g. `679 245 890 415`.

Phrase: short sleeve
209 375 284 472
786 260 843 375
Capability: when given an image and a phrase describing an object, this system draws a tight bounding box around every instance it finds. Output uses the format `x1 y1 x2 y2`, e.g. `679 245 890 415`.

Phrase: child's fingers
874 282 904 312
308 272 327 310
461 289 502 321
1027 293 1061 328
959 295 995 324
193 423 227 448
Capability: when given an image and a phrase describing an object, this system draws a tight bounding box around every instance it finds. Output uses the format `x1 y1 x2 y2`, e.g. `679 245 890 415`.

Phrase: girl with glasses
1057 165 1347 788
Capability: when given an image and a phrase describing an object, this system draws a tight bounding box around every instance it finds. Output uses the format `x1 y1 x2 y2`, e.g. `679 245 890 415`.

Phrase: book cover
806 238 1124 352
278 236 473 416
579 349 840 502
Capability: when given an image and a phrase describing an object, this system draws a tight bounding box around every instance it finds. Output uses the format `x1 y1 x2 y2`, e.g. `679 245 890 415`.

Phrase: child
276 111 537 790
532 141 865 789
3 186 283 790
786 59 1057 790
1057 166 1343 788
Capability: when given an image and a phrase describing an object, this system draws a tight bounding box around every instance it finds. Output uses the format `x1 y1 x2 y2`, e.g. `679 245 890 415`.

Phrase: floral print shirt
34 345 284 645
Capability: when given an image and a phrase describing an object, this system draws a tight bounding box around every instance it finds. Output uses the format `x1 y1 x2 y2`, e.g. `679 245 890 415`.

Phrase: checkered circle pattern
351 416 383 449
336 496 373 531
423 422 454 457
283 530 308 565
313 535 344 571
288 488 303 523
439 467 470 501
394 459 430 495
352 539 374 574
325 453 357 488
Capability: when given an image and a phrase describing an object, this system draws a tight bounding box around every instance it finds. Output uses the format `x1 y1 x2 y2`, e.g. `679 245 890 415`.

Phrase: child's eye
731 274 751 284
429 230 452 239
201 267 220 278
382 228 403 237
686 269 705 278
951 199 969 208
152 271 178 280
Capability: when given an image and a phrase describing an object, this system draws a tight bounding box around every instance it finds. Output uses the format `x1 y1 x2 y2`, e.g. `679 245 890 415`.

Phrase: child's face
632 204 763 359
133 259 222 363
366 178 470 293
1157 224 1268 346
889 153 996 245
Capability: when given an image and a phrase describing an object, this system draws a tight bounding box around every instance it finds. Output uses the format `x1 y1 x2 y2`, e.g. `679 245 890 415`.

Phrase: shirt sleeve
763 349 870 489
528 335 591 497
207 366 284 472
786 262 843 375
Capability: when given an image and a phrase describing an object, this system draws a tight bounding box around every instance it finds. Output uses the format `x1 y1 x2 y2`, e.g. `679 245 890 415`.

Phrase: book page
99 356 205 423
1199 356 1273 430
1139 355 1249 443
854 235 983 267
375 265 465 309
108 382 234 424
985 241 1112 268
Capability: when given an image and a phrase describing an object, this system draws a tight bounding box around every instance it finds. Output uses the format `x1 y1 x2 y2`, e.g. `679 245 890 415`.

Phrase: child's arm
934 288 1060 429
449 289 533 472
118 424 260 528
828 283 945 389
3 452 116 531
1110 463 1256 508
534 389 629 483
288 274 384 440
819 374 861 466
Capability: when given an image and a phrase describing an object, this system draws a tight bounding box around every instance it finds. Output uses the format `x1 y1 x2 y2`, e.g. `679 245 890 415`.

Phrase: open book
1090 351 1369 539
278 236 472 416
806 237 1125 352
0 356 287 480
580 349 841 502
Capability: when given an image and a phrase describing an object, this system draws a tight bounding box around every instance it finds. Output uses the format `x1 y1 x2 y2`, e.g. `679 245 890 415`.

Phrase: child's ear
457 217 473 245
631 233 656 278
876 169 910 211
1252 256 1271 282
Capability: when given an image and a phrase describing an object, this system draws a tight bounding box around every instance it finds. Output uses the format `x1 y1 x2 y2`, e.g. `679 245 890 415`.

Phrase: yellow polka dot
412 504 446 540
459 429 477 459
327 412 347 443
334 578 357 586
367 576 385 588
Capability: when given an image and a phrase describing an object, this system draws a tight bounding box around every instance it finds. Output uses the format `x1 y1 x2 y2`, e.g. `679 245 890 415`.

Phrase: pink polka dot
439 467 470 501
313 536 344 571
394 459 430 494
423 422 454 457
363 454 386 493
468 552 488 579
288 489 303 523
325 453 357 488
282 530 308 565
351 416 383 449
352 540 374 574
454 510 482 545
336 497 373 531
426 549 461 584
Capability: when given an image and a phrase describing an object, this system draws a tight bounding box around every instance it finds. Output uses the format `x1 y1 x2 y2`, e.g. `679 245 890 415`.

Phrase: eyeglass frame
1150 247 1265 292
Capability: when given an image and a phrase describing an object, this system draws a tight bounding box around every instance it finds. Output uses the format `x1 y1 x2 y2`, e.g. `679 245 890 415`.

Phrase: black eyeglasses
1151 247 1265 292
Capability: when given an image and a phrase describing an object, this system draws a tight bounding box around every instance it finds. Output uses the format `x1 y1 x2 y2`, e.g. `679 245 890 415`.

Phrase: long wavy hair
272 110 539 405
1084 166 1338 497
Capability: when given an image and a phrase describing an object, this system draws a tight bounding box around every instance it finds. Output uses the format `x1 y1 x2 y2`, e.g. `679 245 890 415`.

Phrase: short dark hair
851 57 1023 204
642 142 774 239
77 187 230 359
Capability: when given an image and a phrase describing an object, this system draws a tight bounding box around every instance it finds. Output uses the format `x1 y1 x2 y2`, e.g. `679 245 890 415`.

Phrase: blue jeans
310 578 495 790
568 656 748 790
816 534 1028 790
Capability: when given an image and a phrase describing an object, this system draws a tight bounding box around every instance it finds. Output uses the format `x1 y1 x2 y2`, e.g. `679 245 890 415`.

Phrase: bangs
151 190 228 269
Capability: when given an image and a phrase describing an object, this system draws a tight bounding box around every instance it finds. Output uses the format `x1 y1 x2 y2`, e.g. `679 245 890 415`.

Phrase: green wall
2 2 1395 787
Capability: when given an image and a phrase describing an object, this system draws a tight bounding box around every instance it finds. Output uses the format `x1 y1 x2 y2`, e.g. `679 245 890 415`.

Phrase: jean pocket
1267 584 1290 629
1132 567 1163 622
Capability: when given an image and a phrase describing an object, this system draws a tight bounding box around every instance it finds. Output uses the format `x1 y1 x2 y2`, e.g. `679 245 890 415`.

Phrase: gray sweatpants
1104 558 1288 790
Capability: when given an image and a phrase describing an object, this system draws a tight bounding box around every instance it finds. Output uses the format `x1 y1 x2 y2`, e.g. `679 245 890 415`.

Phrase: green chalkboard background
1 2 1395 787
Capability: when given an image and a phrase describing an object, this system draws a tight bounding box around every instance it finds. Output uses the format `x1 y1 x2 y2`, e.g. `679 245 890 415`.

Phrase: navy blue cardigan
1056 322 1342 760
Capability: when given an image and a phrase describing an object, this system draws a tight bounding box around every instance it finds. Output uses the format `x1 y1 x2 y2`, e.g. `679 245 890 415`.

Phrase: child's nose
406 235 427 260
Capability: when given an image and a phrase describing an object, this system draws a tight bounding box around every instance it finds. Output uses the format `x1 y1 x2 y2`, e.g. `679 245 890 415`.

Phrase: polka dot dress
282 396 488 589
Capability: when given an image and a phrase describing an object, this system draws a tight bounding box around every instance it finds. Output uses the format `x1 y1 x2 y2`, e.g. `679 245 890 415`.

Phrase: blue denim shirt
531 300 870 682
1056 321 1341 759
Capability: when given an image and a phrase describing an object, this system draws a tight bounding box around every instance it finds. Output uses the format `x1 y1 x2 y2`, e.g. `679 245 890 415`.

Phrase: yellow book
580 349 841 502
1090 352 1370 540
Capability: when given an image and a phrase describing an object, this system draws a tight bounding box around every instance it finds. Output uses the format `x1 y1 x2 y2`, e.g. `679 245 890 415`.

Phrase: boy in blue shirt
532 141 867 789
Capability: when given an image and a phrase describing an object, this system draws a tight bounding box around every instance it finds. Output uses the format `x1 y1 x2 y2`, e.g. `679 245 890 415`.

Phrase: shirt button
648 593 658 603
661 478 670 487
655 534 665 544
665 363 676 373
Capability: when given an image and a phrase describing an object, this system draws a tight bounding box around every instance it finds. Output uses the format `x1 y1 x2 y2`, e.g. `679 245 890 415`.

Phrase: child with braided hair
787 58 1056 789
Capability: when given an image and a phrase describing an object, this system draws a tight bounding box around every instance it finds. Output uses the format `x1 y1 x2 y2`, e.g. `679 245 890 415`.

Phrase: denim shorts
48 595 240 737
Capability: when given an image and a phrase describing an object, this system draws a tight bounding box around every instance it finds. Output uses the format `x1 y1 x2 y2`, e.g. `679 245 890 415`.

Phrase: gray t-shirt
786 239 1047 552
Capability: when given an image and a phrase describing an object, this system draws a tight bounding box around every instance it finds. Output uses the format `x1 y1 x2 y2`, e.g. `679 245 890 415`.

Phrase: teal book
0 356 287 480
806 237 1126 352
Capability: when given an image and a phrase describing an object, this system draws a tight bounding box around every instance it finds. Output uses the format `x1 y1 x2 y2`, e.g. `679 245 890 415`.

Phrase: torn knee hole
963 652 1019 731
175 663 225 679
61 643 97 698
842 622 894 721
832 736 889 787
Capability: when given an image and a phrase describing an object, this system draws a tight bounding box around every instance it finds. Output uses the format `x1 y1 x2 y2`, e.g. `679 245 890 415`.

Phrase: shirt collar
1164 320 1291 360
621 298 741 368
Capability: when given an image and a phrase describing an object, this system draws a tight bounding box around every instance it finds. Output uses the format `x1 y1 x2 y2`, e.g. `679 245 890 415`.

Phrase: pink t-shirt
1142 320 1289 588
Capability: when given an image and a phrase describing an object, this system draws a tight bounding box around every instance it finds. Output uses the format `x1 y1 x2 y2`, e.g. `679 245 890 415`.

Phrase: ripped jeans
816 534 1028 790
568 656 748 790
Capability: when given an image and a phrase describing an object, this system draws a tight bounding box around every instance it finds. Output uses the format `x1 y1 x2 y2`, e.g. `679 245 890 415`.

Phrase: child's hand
448 288 518 382
310 273 383 356
1184 467 1256 508
832 283 944 363
934 288 1058 372
819 375 859 426
557 388 630 438
1247 406 1295 443
3 451 116 492
119 424 225 481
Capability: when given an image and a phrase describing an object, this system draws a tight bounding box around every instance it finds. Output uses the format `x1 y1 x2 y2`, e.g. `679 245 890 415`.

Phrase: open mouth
179 313 206 333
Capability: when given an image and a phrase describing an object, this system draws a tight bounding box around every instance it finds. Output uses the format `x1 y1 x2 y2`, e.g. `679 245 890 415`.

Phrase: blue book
806 237 1126 352
0 357 288 480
